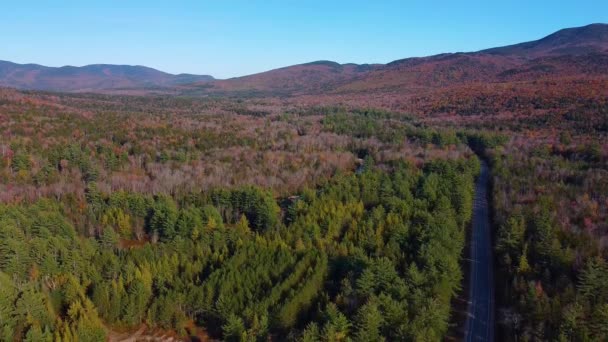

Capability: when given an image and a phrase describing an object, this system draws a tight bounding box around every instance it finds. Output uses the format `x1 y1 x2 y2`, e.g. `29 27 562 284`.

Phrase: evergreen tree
354 301 385 342
150 194 179 240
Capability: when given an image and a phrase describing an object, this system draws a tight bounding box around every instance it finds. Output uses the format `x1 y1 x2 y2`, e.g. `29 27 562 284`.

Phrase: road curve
464 159 495 342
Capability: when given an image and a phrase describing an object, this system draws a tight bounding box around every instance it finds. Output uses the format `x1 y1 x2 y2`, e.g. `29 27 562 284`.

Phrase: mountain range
1 23 607 95
193 23 608 97
0 61 214 92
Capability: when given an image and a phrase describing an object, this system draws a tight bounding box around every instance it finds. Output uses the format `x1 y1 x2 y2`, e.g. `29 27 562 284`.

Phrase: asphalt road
464 160 495 342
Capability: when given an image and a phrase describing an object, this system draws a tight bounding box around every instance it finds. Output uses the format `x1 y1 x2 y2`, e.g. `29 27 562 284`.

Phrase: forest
1 86 607 341
489 133 608 340
0 90 483 341
438 97 608 340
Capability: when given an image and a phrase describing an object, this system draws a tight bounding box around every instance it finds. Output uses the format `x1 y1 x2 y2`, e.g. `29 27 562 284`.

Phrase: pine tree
590 304 608 339
354 301 385 342
321 304 351 341
150 195 178 240
11 151 31 173
517 244 531 274
223 314 246 342
301 323 320 342
100 227 119 250
577 257 608 303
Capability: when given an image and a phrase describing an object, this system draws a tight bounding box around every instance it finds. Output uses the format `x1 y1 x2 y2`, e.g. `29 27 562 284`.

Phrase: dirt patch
106 322 213 342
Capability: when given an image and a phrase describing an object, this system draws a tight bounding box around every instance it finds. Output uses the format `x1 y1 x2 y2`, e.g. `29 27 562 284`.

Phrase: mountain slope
186 23 608 96
481 23 608 58
0 61 214 92
335 23 608 94
1 23 607 95
191 61 380 96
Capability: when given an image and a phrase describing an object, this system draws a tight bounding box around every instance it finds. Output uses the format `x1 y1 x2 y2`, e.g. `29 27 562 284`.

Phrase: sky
2 1 607 79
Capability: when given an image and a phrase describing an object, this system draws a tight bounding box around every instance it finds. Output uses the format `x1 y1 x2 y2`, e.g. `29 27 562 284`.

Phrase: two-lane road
464 160 495 342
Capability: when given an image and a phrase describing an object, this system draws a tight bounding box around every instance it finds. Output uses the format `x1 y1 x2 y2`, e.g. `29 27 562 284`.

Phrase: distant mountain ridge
187 23 608 96
0 23 607 94
199 60 382 96
480 23 608 57
0 61 214 92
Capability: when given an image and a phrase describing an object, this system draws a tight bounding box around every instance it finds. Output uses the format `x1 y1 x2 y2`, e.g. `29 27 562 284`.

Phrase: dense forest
1 87 607 341
0 157 479 340
442 97 608 340
489 133 608 341
0 91 483 340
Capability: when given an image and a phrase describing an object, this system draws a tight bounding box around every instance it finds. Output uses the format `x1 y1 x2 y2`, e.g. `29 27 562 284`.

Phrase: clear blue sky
2 1 607 78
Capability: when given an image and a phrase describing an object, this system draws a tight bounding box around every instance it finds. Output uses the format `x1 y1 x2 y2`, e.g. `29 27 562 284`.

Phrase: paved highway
464 160 495 342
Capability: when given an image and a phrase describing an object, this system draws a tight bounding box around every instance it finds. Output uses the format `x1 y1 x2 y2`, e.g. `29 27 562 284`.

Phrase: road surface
464 160 495 342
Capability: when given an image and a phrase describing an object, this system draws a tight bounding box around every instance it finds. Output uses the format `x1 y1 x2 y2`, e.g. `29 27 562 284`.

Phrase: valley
0 21 607 341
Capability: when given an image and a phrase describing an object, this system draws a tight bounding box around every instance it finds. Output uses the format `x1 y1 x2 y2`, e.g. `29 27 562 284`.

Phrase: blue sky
2 1 607 78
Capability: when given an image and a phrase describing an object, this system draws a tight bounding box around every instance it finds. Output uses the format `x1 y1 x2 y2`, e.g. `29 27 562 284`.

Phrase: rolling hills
0 61 214 92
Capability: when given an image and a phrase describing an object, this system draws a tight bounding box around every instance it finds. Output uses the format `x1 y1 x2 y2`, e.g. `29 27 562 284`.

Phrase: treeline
0 156 479 341
321 112 511 156
321 111 463 147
